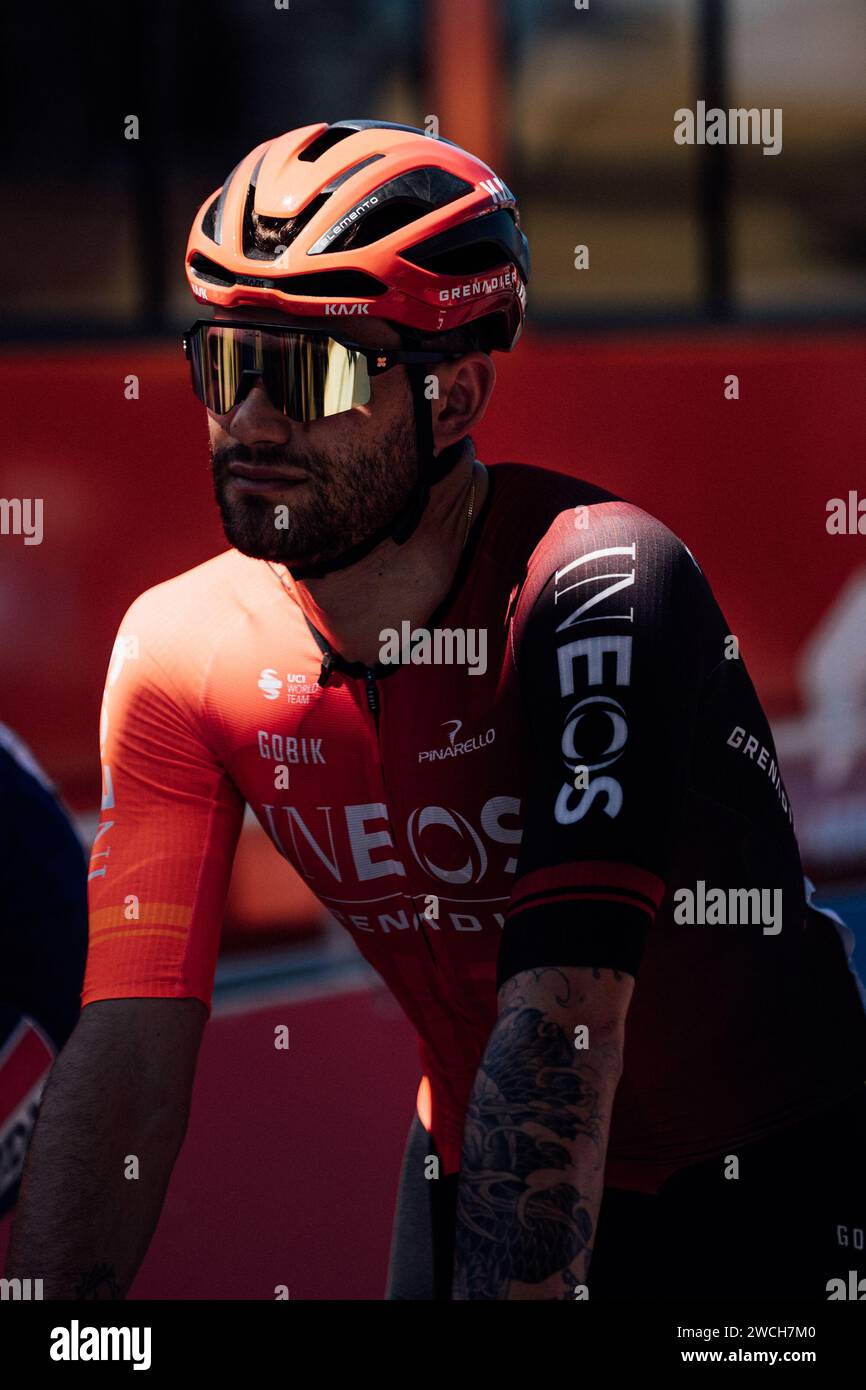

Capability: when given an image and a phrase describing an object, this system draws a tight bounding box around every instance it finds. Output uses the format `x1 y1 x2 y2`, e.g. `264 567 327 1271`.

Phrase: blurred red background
2 329 864 922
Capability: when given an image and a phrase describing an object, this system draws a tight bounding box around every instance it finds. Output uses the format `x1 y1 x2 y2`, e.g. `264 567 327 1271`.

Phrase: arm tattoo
74 1262 122 1300
498 965 624 1013
453 977 623 1300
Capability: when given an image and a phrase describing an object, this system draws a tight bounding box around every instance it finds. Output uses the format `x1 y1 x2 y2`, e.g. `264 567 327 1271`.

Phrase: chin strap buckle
317 652 334 687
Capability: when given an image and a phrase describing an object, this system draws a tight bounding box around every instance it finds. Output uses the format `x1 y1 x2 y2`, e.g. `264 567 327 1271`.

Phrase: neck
285 443 488 667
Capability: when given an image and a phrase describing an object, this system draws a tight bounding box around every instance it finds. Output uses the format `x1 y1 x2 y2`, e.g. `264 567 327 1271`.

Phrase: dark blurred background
3 0 865 333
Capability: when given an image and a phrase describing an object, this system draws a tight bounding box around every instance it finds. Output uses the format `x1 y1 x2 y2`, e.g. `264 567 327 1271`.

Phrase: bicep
500 513 705 990
497 965 634 1065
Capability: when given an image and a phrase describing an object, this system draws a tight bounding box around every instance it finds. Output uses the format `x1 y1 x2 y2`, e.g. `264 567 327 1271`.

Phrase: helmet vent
188 253 386 299
401 209 530 281
340 200 440 250
323 153 384 192
298 127 359 162
309 168 472 255
201 194 221 243
407 241 510 276
324 119 461 149
189 253 234 287
258 269 388 297
244 193 331 260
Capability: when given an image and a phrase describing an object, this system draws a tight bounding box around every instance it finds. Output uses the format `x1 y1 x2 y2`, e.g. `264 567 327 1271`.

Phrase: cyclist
8 121 866 1300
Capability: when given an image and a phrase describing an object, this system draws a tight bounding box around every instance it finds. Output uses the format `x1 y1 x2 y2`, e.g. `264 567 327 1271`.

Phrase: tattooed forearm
498 964 625 1014
452 966 630 1300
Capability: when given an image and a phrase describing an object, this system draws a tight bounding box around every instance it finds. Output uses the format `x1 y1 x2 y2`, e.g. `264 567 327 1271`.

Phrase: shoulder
113 549 272 661
486 462 707 614
103 550 275 719
120 548 265 626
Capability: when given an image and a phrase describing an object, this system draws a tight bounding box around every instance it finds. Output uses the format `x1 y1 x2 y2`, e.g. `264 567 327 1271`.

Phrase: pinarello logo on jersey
419 719 496 762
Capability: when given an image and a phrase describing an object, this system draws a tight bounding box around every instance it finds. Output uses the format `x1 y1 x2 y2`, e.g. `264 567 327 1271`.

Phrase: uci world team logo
258 668 283 701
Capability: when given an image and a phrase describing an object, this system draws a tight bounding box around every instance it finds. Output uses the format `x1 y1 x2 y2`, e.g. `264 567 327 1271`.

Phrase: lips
228 463 308 483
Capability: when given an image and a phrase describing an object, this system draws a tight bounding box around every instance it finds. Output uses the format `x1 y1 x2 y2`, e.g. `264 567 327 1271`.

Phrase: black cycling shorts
386 1089 866 1300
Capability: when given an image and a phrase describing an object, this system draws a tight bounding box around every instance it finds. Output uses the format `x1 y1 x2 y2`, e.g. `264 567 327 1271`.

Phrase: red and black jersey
83 462 866 1190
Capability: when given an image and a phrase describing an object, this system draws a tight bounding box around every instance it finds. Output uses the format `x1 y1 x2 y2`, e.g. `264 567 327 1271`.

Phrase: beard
210 410 419 568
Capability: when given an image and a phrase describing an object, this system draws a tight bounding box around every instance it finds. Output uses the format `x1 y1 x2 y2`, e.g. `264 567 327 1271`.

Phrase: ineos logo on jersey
259 793 522 886
552 544 636 824
554 544 636 633
562 695 628 772
407 806 487 885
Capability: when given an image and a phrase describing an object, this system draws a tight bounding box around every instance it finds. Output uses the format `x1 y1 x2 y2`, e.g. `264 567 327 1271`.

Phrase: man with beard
8 121 866 1301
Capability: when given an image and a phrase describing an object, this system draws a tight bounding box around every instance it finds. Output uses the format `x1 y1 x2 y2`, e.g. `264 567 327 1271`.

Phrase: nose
223 377 294 443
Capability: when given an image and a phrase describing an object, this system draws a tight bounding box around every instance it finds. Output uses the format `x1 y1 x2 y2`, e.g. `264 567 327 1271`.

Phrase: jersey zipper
362 665 438 966
363 666 379 727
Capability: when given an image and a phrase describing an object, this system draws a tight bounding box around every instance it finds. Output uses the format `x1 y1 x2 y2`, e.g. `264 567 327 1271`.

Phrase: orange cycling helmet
185 118 529 352
184 120 529 576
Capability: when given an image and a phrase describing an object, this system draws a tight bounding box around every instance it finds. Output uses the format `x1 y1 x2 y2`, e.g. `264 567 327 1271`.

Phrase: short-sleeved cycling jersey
83 463 866 1191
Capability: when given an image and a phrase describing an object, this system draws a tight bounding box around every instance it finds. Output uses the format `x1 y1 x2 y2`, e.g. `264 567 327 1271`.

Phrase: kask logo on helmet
479 175 512 206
